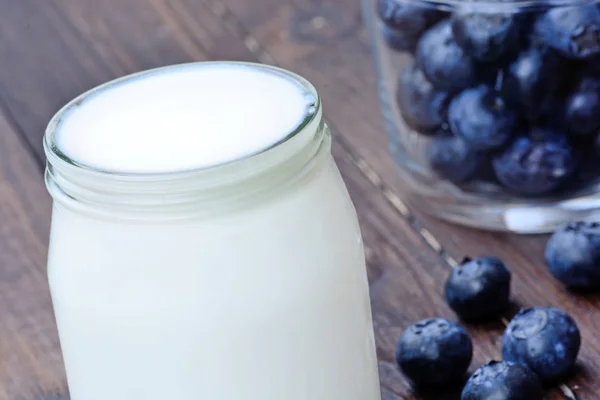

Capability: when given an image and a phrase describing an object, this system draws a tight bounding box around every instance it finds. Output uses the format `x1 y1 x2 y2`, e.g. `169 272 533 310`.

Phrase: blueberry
502 307 581 383
376 0 444 52
564 77 600 137
397 63 452 133
396 318 473 387
534 5 600 59
545 221 600 289
492 129 577 196
505 44 563 121
428 131 484 183
416 20 477 92
445 256 511 320
503 307 580 382
461 360 544 400
452 12 520 62
448 85 517 150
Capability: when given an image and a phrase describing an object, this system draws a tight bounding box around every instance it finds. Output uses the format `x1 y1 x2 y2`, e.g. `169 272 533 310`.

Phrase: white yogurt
56 63 313 173
44 63 382 400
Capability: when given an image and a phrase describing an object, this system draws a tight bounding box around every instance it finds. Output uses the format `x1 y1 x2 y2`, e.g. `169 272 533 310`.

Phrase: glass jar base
384 103 600 234
404 189 600 234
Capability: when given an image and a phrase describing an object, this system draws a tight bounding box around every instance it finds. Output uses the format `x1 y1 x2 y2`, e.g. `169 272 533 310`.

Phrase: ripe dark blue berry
448 85 517 150
461 361 543 400
534 5 600 59
503 307 581 382
505 44 562 121
397 63 452 133
376 0 443 52
428 131 484 183
416 20 477 92
445 256 511 320
396 318 473 387
545 221 600 289
492 129 576 196
451 12 520 62
564 77 600 137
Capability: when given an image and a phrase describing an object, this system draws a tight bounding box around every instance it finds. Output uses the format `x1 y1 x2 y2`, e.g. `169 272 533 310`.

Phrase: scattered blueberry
396 63 452 133
448 85 517 150
492 129 577 196
416 20 477 92
445 256 511 320
452 12 520 62
564 77 600 137
461 361 544 400
428 131 484 183
503 307 581 382
376 0 443 52
505 44 563 121
545 221 600 289
396 318 473 387
534 5 600 59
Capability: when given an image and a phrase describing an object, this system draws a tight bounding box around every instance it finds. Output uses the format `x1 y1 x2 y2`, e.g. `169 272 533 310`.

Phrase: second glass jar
364 0 600 233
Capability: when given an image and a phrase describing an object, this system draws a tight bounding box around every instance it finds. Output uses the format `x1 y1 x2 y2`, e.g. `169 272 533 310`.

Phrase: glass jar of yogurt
363 0 600 233
44 62 381 400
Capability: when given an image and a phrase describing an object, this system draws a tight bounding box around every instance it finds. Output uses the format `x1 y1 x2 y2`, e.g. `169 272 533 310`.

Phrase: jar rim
44 61 321 179
397 0 596 12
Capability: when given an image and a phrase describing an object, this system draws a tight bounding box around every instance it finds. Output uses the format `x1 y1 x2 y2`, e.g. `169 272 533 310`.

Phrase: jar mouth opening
44 61 321 179
400 0 596 12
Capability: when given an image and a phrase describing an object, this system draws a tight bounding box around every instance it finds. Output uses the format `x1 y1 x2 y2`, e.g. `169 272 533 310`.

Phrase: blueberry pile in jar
377 0 600 197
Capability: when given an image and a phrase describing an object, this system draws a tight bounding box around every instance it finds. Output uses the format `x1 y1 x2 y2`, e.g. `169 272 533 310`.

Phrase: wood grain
0 110 64 399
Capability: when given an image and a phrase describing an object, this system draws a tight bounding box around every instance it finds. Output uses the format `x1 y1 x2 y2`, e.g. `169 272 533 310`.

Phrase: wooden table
0 0 595 399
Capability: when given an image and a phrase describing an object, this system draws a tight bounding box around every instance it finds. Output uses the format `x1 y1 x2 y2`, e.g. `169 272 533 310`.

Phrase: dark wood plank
0 0 115 161
49 0 257 66
0 111 65 400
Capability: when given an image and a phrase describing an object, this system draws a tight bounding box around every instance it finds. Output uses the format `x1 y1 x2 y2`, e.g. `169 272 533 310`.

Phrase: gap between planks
199 0 581 398
0 96 45 172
